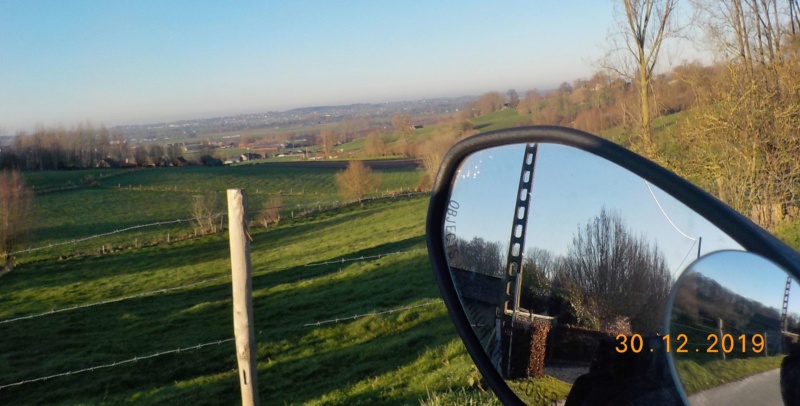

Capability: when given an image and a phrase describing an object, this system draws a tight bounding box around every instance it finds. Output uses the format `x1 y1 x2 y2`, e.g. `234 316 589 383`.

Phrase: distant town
105 96 477 142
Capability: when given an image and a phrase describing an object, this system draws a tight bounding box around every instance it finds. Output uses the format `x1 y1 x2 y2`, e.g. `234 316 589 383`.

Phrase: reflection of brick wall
547 325 613 362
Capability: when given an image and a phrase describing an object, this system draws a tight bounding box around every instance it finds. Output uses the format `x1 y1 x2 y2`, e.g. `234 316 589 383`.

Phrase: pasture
17 163 420 262
0 118 581 405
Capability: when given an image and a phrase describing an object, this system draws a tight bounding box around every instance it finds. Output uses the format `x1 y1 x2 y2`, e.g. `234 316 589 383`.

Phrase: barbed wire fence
0 299 444 391
0 248 428 326
0 274 230 325
9 191 425 260
0 189 432 396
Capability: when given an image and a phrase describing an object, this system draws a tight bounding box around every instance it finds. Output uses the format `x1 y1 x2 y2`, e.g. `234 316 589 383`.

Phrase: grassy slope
675 356 783 395
472 109 531 133
0 196 480 405
18 164 419 262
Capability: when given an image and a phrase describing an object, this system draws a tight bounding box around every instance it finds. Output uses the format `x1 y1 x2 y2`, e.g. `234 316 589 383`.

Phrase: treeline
0 124 186 170
452 209 672 334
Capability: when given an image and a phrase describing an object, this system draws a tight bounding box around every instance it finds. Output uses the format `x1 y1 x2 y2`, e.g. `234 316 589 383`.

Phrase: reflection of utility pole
499 144 537 378
783 277 792 331
494 144 552 380
697 237 702 259
782 277 792 355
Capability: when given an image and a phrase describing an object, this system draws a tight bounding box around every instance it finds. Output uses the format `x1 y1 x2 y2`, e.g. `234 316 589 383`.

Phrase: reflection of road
687 369 782 406
544 361 589 385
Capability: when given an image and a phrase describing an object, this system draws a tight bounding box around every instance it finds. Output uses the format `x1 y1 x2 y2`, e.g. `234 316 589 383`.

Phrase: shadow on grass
251 235 426 290
2 200 421 302
262 311 455 405
0 240 439 405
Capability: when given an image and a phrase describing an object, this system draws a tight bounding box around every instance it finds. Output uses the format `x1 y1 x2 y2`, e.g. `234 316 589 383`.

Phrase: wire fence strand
10 192 425 258
8 217 198 256
0 275 230 325
1 297 443 390
0 338 234 391
0 248 428 325
302 300 443 327
303 248 427 268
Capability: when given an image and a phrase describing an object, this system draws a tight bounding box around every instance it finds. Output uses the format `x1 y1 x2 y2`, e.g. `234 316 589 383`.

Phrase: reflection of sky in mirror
448 143 743 277
688 251 800 318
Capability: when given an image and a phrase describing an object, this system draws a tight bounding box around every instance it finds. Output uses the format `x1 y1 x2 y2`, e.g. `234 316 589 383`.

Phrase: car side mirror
425 126 800 405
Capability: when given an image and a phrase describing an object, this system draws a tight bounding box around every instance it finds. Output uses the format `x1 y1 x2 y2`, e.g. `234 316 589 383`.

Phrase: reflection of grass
422 374 571 405
508 375 572 405
420 388 502 405
676 356 782 395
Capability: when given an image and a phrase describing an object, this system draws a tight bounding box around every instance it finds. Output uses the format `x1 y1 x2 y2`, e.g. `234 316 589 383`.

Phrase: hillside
0 196 478 404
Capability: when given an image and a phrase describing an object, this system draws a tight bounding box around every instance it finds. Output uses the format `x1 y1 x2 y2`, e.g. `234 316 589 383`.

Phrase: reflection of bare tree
561 208 672 334
451 237 505 277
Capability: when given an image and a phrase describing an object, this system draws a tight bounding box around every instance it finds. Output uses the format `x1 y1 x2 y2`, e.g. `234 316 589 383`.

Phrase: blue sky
1 1 624 133
449 143 741 276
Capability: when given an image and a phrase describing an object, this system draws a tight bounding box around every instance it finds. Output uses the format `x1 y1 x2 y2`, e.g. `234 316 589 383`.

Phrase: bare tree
363 130 387 157
0 170 34 274
414 122 467 191
256 196 282 228
335 161 382 204
561 208 672 333
516 89 542 116
602 0 679 146
190 192 224 235
318 128 338 159
471 92 505 116
693 0 795 75
340 117 370 142
391 113 413 143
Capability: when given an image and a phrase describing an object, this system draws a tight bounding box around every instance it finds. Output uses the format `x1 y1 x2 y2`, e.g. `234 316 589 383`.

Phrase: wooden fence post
227 189 260 406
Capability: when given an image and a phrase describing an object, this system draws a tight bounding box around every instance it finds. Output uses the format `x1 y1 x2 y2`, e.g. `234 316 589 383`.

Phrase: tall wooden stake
228 189 259 406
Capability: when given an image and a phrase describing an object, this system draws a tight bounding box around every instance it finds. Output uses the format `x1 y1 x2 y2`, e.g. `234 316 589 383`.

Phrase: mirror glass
443 143 743 404
667 251 800 406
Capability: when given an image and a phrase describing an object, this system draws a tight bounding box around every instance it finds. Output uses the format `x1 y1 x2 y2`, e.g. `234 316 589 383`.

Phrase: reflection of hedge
509 317 552 378
547 324 613 362
529 319 551 377
519 286 607 331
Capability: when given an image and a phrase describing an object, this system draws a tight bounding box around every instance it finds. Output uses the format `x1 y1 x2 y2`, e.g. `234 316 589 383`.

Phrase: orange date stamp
615 333 766 354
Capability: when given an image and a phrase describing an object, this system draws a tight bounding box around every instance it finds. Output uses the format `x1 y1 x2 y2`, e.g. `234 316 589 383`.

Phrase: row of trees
453 209 672 334
0 124 198 170
1 124 127 170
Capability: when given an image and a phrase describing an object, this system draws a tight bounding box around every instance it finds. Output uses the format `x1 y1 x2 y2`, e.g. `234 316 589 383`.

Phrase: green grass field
16 164 421 263
675 356 782 395
6 159 582 405
472 110 531 133
0 196 480 404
